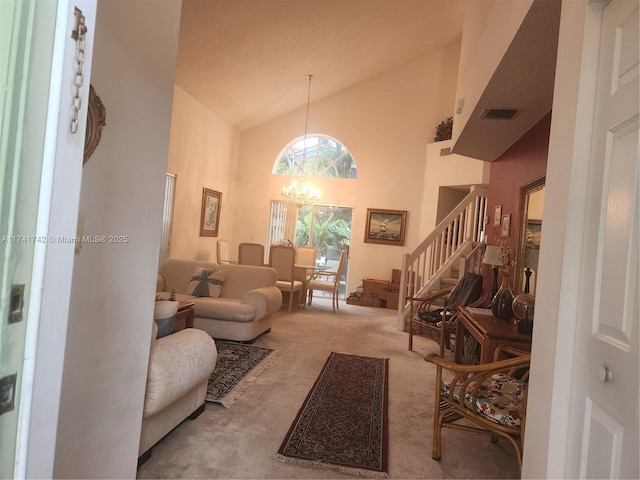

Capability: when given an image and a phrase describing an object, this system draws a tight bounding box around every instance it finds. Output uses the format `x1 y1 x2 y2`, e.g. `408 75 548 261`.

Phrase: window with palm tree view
271 135 357 298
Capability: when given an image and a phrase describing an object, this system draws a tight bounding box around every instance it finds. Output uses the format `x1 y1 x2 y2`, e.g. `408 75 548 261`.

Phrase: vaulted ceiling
175 0 469 131
175 0 560 161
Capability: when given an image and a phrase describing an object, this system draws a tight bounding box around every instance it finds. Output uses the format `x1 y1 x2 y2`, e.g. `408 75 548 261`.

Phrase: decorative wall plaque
84 84 106 164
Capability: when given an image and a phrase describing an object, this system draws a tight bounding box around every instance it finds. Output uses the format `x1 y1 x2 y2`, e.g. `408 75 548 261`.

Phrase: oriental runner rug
206 341 280 407
275 352 389 478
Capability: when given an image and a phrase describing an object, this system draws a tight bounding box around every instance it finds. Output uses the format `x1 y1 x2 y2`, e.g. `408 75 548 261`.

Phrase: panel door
570 1 639 478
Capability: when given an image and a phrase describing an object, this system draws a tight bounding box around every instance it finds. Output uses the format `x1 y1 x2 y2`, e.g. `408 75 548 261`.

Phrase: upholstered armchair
424 345 530 473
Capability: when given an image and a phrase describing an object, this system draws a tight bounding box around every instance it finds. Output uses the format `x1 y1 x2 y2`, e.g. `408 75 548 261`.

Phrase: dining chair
216 240 237 264
269 245 304 312
294 246 317 309
238 242 265 266
295 246 317 280
307 249 346 312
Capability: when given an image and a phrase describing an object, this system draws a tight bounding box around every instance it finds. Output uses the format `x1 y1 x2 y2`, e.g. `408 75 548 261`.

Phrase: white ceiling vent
479 108 519 120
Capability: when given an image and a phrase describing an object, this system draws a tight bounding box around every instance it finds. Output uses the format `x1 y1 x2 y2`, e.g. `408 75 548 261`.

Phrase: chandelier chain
281 74 320 207
303 74 313 148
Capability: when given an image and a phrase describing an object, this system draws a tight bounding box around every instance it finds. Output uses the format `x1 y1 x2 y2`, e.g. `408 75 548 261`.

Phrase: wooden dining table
294 263 319 307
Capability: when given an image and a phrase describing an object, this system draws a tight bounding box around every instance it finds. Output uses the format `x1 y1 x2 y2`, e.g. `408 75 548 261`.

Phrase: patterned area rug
206 341 280 407
275 352 389 478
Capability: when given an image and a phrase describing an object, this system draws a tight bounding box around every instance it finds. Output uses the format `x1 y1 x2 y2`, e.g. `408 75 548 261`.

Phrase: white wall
53 0 181 477
523 1 590 477
167 86 240 262
421 139 490 238
233 42 461 290
453 0 531 142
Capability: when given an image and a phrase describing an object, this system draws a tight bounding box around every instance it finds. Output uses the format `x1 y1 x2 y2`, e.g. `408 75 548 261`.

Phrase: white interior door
0 1 95 477
569 1 639 478
0 1 54 477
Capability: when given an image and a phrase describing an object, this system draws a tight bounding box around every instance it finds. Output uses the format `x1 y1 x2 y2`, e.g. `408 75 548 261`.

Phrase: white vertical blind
268 200 288 249
159 173 176 265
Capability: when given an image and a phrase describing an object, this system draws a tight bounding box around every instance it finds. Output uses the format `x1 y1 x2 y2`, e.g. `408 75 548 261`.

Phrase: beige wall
167 86 240 262
232 41 462 291
55 1 182 477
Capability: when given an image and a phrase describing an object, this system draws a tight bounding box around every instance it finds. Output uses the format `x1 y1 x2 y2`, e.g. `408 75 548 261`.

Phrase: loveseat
139 321 217 464
156 258 282 342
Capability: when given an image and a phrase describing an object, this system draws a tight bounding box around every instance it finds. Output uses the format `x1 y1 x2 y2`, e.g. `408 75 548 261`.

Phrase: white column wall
54 0 182 477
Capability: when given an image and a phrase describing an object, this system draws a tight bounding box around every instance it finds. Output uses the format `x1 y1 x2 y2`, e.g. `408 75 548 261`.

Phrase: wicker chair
424 345 530 474
408 271 485 354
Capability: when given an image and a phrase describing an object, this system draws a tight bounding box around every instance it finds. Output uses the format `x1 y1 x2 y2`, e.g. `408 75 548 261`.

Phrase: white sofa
156 258 282 342
138 322 217 464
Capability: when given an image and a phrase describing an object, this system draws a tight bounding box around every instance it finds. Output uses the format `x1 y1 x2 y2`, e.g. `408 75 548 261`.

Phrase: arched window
273 135 357 179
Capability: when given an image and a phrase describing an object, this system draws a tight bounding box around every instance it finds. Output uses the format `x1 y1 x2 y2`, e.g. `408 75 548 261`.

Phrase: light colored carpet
136 298 520 479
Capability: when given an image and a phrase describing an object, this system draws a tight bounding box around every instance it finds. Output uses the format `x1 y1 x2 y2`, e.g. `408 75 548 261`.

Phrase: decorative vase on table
513 293 535 334
491 273 514 322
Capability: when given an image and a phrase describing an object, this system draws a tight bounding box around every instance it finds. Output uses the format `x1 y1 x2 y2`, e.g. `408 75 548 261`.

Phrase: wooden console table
175 301 195 330
455 307 532 364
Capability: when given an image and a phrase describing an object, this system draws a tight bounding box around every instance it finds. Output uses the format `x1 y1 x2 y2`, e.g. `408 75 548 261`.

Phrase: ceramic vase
491 273 514 322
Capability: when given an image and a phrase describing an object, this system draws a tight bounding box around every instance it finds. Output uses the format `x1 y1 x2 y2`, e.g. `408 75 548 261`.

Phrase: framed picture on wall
200 188 222 237
501 213 511 238
494 205 502 226
364 208 407 246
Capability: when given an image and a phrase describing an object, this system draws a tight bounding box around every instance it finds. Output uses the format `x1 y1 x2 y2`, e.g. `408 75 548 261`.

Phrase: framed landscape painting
200 188 222 237
364 208 407 246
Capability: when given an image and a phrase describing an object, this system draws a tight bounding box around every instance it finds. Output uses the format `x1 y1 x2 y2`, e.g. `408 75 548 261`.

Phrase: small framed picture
364 208 407 246
200 188 222 237
494 205 502 226
501 213 511 238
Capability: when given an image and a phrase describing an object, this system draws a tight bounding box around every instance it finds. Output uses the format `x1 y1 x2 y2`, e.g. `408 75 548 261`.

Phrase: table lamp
482 245 502 300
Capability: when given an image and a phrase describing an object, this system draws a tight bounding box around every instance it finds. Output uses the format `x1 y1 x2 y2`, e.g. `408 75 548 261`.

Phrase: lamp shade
524 246 540 270
482 245 503 266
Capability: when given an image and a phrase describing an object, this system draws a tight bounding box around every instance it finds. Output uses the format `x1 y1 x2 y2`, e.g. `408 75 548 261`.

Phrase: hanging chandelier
282 74 321 207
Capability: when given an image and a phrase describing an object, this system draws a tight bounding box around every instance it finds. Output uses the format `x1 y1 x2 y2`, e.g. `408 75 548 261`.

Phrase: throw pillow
186 268 226 298
153 300 179 338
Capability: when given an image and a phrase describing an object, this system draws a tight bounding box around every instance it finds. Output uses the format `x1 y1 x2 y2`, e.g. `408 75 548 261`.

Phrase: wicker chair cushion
418 308 451 323
442 373 527 427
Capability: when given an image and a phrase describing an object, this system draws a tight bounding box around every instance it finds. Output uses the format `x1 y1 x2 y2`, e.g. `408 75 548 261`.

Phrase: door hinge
9 284 24 324
0 374 17 416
